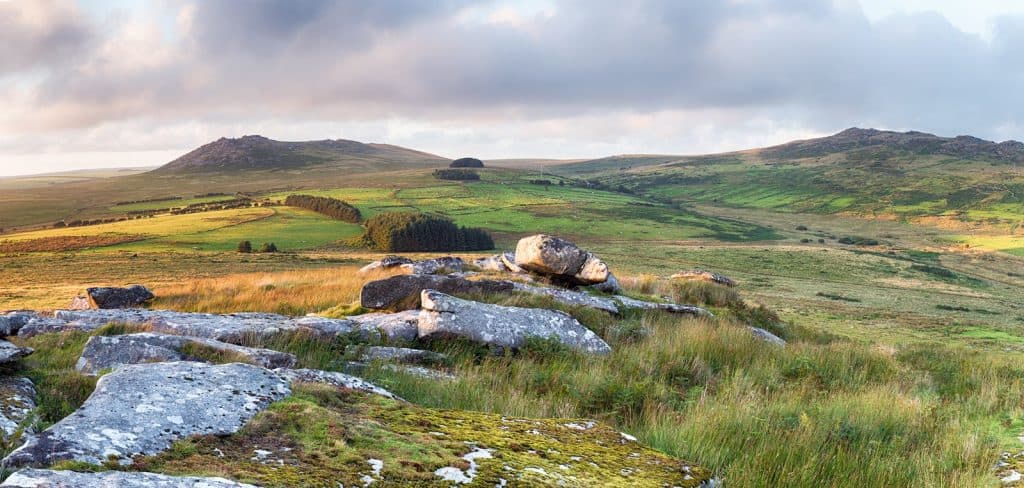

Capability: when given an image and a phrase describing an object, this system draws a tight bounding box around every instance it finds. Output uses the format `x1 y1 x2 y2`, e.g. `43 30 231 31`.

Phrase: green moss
130 384 710 487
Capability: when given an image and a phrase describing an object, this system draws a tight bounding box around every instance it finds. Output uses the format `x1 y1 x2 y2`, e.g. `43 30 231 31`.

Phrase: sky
0 0 1022 177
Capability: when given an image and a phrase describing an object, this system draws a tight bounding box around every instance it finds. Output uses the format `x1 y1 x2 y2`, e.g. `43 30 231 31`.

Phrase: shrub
449 157 484 168
237 240 252 253
838 236 880 246
283 195 361 223
356 211 494 252
259 242 278 253
433 169 480 181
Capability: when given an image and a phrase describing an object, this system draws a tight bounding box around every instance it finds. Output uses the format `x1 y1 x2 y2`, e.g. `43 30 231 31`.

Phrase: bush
449 157 484 168
356 211 494 252
237 240 252 253
259 242 278 253
433 169 480 181
284 195 361 223
838 236 880 246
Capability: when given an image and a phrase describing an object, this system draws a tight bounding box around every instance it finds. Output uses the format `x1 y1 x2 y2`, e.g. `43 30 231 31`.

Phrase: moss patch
131 384 710 487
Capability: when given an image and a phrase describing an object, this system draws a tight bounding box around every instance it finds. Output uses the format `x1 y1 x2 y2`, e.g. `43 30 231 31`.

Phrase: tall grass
114 266 1024 485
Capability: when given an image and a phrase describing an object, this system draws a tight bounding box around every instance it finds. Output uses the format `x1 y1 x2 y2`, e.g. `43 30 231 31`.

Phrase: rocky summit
4 362 291 468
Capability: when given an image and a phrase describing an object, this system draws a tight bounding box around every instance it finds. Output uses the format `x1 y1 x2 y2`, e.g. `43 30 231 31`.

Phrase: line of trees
284 194 362 223
433 169 481 181
356 211 494 252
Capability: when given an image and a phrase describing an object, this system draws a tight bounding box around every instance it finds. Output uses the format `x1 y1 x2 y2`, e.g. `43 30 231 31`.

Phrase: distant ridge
762 128 1024 163
153 135 448 173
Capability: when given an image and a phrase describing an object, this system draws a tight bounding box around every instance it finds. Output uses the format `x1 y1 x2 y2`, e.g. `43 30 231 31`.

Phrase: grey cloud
0 0 94 74
5 0 1024 143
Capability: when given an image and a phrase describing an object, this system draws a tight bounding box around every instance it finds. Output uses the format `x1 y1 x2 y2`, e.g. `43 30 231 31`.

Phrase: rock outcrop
20 309 393 343
358 255 413 275
358 256 465 276
418 290 611 354
0 377 36 441
360 274 513 311
347 310 420 342
514 234 610 285
613 295 714 317
671 270 737 287
275 368 401 400
750 327 786 347
0 469 260 488
0 312 37 336
346 345 447 366
3 361 290 468
0 340 32 365
76 285 155 309
511 282 621 314
75 333 297 375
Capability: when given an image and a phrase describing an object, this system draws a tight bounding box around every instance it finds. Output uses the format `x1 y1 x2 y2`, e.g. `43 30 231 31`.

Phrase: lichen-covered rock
360 274 513 311
473 254 509 272
357 255 413 275
0 377 36 440
750 327 786 347
399 256 465 275
0 469 260 487
275 368 400 400
671 270 737 287
590 272 622 294
127 387 712 487
500 251 524 273
347 310 420 342
0 339 32 365
346 345 447 366
613 295 713 317
418 290 611 354
514 234 610 285
3 361 290 468
82 284 155 309
511 282 620 314
0 312 39 337
75 332 297 375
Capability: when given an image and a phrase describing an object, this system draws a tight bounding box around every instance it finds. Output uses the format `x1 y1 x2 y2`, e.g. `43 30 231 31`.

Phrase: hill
154 135 448 173
556 128 1024 227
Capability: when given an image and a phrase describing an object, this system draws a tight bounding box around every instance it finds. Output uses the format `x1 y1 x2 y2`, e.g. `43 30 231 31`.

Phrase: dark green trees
284 195 361 223
358 212 493 252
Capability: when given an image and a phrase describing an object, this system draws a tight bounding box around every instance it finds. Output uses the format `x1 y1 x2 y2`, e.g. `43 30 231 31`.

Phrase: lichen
128 383 711 486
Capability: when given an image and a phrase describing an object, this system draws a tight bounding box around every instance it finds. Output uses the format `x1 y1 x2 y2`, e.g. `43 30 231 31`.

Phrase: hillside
154 135 448 173
557 128 1024 227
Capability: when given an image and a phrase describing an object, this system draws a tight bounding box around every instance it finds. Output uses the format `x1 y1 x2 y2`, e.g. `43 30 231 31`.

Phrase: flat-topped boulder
20 309 393 343
612 295 714 317
3 361 290 468
0 340 32 365
0 469 260 487
0 377 36 441
418 290 611 354
361 274 513 311
750 327 786 347
75 284 155 309
75 332 297 375
514 234 610 285
347 310 420 342
357 255 413 275
275 368 401 400
511 282 620 314
671 270 737 287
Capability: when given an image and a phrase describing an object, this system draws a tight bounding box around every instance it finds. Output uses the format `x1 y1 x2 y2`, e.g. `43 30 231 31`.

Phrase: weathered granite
3 361 290 468
418 290 611 354
275 368 401 400
360 274 514 311
75 332 297 375
511 282 620 314
0 377 36 440
0 340 32 365
750 327 786 347
346 345 447 366
82 285 155 309
612 295 713 317
514 234 610 285
0 469 260 488
347 311 420 342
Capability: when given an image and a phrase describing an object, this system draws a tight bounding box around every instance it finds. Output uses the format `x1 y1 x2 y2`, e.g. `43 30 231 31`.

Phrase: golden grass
150 265 401 316
0 234 147 253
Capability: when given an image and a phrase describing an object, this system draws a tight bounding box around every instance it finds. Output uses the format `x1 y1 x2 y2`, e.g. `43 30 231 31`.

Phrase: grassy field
3 158 1024 485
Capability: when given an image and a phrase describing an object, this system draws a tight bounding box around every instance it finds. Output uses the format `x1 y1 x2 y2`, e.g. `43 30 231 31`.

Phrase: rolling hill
557 128 1024 227
154 135 448 173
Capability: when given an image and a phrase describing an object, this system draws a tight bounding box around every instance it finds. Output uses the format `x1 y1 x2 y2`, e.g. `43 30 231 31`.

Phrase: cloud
0 0 1022 171
0 0 94 74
